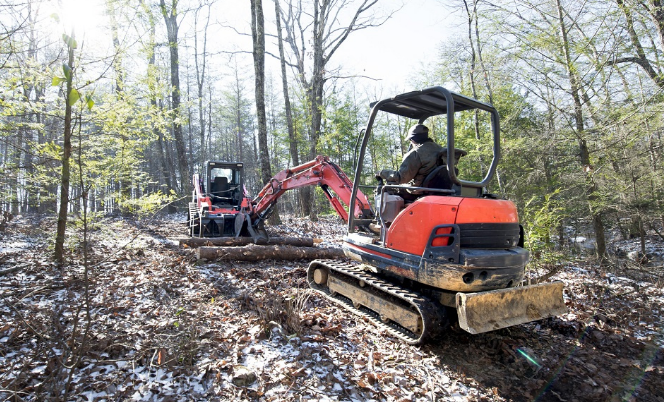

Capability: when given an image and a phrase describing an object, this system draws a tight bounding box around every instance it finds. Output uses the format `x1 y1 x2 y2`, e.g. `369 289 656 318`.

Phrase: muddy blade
456 281 566 334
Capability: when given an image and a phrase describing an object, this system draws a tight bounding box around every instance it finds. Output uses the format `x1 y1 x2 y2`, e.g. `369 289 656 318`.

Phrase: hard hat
406 124 429 142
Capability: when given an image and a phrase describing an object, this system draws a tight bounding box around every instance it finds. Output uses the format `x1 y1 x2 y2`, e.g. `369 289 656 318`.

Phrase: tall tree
106 0 124 94
250 0 271 185
193 1 211 166
14 2 40 214
274 0 298 169
140 0 174 193
54 33 76 264
613 0 664 88
160 0 190 195
278 0 388 218
481 0 613 260
251 0 280 223
274 0 304 214
553 0 607 260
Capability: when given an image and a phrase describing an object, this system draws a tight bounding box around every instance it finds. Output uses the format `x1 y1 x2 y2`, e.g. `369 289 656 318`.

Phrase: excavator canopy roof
370 87 493 121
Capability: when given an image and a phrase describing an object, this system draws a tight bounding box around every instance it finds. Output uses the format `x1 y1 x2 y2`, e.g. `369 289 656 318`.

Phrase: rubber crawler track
307 259 444 345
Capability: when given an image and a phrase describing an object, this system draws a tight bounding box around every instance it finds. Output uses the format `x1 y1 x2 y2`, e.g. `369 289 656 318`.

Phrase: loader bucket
456 281 566 334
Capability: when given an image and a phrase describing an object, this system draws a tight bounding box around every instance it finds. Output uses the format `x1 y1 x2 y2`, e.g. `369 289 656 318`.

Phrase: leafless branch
217 22 252 37
326 73 382 81
324 0 396 64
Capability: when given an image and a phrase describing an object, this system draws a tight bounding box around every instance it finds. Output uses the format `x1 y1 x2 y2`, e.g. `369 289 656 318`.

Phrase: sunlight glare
51 0 106 43
517 348 542 368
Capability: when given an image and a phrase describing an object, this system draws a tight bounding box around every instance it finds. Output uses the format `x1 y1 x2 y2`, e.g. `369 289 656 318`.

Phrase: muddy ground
0 213 663 401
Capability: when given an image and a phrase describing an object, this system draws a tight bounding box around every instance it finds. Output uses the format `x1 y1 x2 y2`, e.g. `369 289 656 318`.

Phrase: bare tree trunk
160 0 190 196
233 67 244 163
275 0 303 214
303 2 328 221
274 0 299 169
25 86 41 212
251 0 280 224
186 73 194 169
556 0 607 261
250 0 271 185
194 3 210 167
462 0 480 140
106 0 124 93
54 35 75 264
141 0 174 206
207 85 213 156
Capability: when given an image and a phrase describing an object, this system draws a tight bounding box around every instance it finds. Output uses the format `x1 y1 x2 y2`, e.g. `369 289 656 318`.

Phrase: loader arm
251 155 374 222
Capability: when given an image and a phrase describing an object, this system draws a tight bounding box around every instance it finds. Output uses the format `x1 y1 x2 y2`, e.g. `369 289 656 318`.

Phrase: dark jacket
392 139 444 187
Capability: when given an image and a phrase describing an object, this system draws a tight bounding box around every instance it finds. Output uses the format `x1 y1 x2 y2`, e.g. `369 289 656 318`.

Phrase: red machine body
188 156 373 241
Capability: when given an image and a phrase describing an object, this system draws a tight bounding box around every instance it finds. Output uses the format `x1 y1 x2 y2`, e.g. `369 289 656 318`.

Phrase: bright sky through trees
42 0 452 91
48 0 107 41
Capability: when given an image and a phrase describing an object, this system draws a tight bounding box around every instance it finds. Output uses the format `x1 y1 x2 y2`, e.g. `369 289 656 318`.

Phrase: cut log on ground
0 266 20 276
197 244 345 261
180 236 315 248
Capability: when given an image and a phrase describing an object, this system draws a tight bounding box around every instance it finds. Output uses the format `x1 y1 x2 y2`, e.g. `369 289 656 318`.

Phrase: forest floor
1 212 663 402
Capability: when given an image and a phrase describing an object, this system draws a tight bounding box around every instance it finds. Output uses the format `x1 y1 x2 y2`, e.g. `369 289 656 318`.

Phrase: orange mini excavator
189 86 566 344
306 87 566 344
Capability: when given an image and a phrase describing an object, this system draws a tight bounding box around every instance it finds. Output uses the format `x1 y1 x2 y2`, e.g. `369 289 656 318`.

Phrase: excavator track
307 259 445 345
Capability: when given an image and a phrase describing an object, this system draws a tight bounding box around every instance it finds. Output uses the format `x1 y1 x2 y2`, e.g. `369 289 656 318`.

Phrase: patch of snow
79 391 109 401
30 365 46 374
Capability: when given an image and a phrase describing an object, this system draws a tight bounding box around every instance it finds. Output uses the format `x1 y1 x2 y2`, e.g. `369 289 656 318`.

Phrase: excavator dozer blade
456 281 566 334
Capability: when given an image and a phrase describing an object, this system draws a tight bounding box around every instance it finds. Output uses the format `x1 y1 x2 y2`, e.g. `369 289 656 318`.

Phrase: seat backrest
211 176 229 195
421 165 454 190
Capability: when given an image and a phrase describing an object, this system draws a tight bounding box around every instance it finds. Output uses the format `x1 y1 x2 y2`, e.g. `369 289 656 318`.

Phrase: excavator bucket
456 281 566 334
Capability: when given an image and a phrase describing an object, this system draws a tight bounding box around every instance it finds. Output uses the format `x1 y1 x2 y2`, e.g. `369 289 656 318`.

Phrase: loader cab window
207 164 243 206
211 168 238 184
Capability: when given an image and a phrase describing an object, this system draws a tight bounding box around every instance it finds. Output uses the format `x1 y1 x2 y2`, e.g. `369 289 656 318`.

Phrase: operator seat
421 148 467 190
210 176 229 204
421 165 454 190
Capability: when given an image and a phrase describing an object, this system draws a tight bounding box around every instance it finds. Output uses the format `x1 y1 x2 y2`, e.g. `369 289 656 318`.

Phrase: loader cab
202 161 244 207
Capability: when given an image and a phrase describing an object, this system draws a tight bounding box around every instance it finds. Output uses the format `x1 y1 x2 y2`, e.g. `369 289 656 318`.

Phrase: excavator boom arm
251 155 373 221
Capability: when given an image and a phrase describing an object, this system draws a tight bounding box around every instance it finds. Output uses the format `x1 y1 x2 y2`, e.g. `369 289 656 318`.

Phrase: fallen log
197 244 345 261
180 236 315 248
0 266 20 276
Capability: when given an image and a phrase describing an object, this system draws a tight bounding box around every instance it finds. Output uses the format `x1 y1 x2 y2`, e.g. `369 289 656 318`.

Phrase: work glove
378 169 399 183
